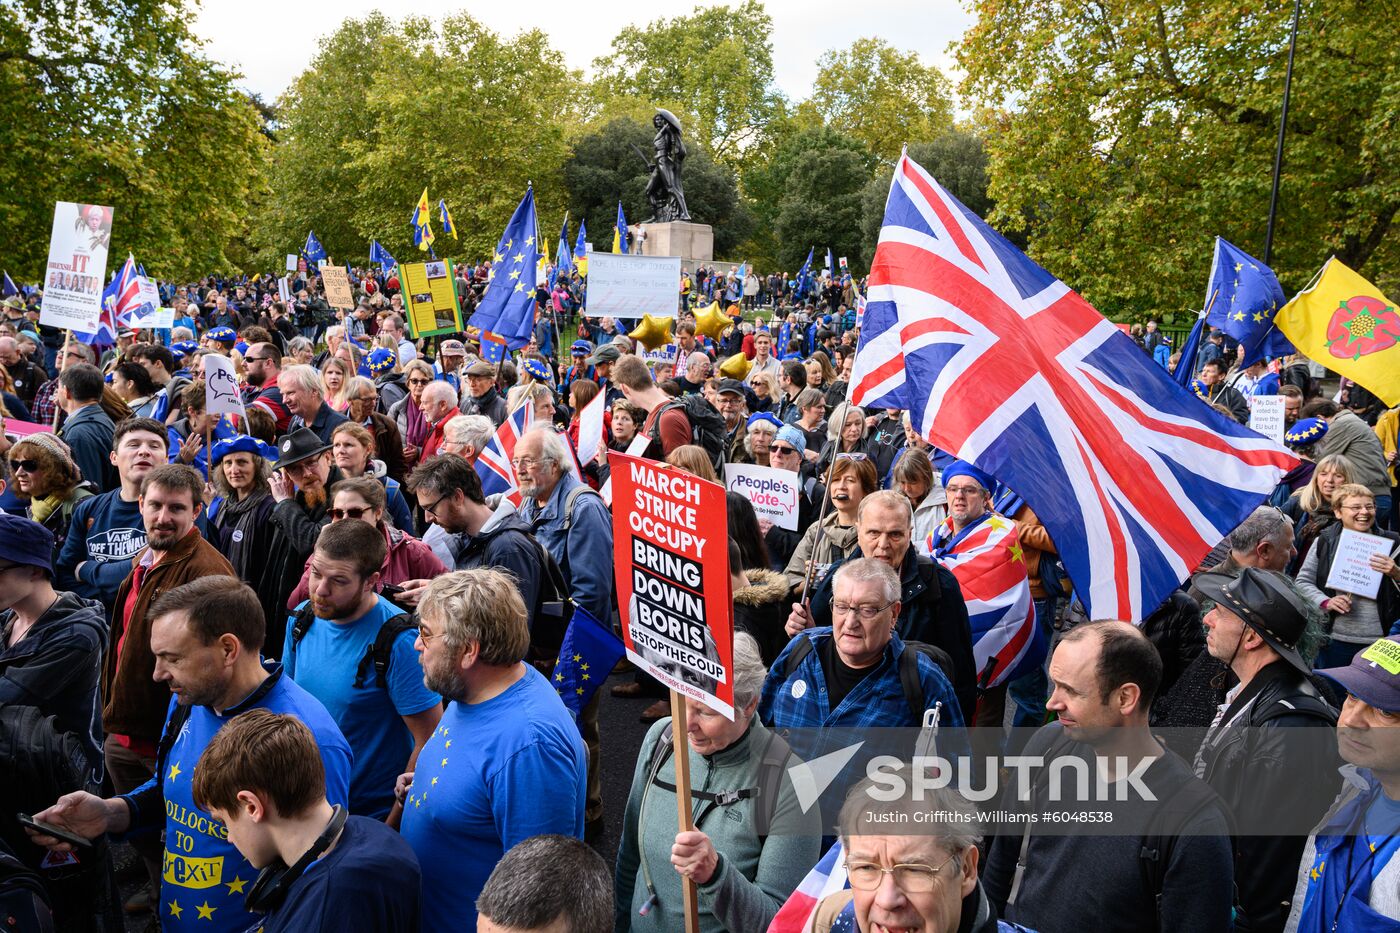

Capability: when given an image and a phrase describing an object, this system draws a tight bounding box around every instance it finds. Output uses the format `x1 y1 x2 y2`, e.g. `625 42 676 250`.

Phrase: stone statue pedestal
636 221 713 265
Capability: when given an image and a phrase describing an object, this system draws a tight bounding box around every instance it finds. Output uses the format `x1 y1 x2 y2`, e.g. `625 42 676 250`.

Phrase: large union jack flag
852 153 1298 620
476 402 532 502
928 512 1041 687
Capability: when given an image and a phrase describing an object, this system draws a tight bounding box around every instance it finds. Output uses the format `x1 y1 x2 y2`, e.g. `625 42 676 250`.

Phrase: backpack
647 394 728 472
287 604 417 690
643 725 794 837
782 635 954 724
0 838 53 933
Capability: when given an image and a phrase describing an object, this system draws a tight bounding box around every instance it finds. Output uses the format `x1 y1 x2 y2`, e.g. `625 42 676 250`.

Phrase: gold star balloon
628 313 674 351
695 301 733 342
718 352 752 380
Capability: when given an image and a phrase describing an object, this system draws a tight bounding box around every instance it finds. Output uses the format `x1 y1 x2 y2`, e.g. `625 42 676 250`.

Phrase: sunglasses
328 507 373 521
10 459 40 473
770 445 799 455
836 452 869 462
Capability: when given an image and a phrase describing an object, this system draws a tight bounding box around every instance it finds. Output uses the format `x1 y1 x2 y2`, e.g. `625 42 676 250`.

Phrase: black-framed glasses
10 459 40 473
328 507 373 521
770 445 799 455
407 378 432 386
419 491 450 517
845 853 957 892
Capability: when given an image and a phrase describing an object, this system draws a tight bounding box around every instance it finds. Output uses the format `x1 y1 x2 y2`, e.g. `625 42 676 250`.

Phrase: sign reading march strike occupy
586 253 682 319
42 201 114 332
611 451 735 718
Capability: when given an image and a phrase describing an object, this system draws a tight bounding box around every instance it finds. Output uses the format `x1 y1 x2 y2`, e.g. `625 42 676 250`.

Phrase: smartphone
16 813 93 848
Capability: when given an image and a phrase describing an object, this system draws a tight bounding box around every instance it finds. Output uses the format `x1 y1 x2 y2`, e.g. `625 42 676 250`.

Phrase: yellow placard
401 259 464 338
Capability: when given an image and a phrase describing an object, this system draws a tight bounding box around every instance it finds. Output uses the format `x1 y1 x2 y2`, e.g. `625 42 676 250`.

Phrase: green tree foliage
0 0 270 278
775 148 872 273
958 0 1400 321
260 13 581 266
801 38 956 163
860 129 996 263
561 118 752 257
591 0 782 166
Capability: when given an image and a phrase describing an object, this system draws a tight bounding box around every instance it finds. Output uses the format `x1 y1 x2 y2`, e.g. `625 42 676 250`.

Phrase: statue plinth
636 221 713 264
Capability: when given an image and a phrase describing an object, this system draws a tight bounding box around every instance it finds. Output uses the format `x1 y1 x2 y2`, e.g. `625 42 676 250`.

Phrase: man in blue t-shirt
25 577 353 933
193 708 421 932
399 568 587 933
284 519 441 818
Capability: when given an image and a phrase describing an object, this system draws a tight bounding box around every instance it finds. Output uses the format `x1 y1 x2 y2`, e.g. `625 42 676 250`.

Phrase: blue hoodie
55 489 145 607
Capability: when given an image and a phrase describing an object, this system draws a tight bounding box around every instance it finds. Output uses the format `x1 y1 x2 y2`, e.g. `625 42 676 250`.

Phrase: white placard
201 352 247 420
286 253 299 272
147 307 175 330
576 390 607 466
724 463 800 531
1248 395 1286 444
601 432 653 506
278 276 292 304
1325 528 1393 599
585 253 682 318
123 276 161 326
41 201 112 332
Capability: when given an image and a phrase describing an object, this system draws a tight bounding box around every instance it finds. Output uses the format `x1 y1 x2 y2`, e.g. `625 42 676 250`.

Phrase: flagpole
1263 0 1302 267
51 330 71 430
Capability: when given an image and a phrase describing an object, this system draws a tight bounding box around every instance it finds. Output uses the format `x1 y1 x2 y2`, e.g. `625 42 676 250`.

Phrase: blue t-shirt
399 666 587 933
282 596 441 817
125 666 352 933
262 816 422 933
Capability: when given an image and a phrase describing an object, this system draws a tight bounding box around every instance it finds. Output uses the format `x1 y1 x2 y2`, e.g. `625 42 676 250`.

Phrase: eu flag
2 271 18 298
369 239 396 270
479 334 506 364
1173 314 1207 387
1204 237 1294 367
472 185 540 350
796 247 814 299
439 199 457 239
614 201 629 254
303 230 328 264
551 605 624 721
573 220 589 276
551 217 572 290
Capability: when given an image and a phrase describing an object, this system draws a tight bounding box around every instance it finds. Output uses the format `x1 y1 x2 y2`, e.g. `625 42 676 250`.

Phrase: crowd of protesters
1 258 1398 933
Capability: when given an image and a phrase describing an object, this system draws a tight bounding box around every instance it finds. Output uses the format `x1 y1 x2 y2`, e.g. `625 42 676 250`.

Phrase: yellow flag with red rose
1275 257 1400 406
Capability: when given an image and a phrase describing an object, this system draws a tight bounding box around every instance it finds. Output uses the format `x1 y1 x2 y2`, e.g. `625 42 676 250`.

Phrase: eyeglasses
10 459 40 473
770 445 799 455
845 854 957 893
407 378 432 386
417 627 444 643
419 491 451 517
832 601 895 620
244 356 273 363
1340 503 1376 513
945 484 984 497
328 507 372 521
353 394 378 403
511 456 552 470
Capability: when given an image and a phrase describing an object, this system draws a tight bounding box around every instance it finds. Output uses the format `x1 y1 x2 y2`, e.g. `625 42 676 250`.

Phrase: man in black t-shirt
192 709 421 933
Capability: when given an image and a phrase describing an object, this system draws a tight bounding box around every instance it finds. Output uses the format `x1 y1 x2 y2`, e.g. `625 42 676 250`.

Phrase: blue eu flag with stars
473 185 540 350
302 230 328 264
551 605 624 721
1204 236 1293 367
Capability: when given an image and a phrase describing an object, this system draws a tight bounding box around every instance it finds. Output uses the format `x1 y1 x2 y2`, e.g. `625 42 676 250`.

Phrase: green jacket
615 717 821 933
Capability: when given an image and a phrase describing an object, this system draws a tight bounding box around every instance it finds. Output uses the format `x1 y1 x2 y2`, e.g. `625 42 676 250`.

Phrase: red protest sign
609 451 735 718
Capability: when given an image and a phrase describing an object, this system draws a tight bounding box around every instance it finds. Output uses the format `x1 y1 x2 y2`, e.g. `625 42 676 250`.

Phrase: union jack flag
928 512 1041 687
108 255 154 327
766 841 849 933
851 152 1297 620
476 401 531 503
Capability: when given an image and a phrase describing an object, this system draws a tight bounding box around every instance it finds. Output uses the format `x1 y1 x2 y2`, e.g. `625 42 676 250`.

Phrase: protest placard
321 265 354 310
401 260 464 338
1248 395 1286 444
610 451 734 718
724 463 800 531
147 307 175 330
576 391 607 466
201 353 247 421
41 201 113 332
285 254 298 272
586 253 682 318
1325 528 1394 599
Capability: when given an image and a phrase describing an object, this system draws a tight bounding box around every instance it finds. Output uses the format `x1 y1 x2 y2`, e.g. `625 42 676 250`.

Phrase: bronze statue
636 109 691 223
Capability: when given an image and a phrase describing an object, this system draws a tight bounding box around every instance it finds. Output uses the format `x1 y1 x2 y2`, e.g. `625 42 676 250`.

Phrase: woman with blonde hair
320 356 353 413
1285 452 1355 566
330 420 416 535
665 444 718 483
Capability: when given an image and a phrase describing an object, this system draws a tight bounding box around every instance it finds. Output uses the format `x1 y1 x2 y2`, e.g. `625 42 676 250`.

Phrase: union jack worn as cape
851 152 1297 620
475 402 531 505
766 841 849 933
928 512 1042 688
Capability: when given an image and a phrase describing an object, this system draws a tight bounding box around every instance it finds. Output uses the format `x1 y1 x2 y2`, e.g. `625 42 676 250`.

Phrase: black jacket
264 469 342 652
733 569 791 667
452 511 544 633
809 548 977 720
1141 590 1205 695
1194 660 1341 933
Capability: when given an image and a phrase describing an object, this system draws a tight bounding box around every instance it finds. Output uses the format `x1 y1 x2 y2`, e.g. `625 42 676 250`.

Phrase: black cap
1193 567 1313 674
715 378 745 397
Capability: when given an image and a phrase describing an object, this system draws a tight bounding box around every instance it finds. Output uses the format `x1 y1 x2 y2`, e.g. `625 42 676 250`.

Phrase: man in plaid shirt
759 558 963 731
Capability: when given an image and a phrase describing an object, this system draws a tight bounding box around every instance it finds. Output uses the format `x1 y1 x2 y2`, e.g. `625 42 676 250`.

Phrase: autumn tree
958 0 1400 321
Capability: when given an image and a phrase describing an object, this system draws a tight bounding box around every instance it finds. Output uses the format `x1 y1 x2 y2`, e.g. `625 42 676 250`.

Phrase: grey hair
793 387 824 410
839 765 982 862
686 351 711 372
64 342 96 365
827 402 866 442
287 336 312 357
419 568 530 667
857 489 914 526
476 834 612 933
523 424 576 476
344 375 374 399
278 364 324 398
832 557 901 605
443 414 494 452
732 632 767 711
421 380 457 408
1227 505 1295 555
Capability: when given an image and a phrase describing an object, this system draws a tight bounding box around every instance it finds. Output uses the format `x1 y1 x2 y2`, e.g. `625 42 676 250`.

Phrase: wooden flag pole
51 329 71 431
668 689 701 933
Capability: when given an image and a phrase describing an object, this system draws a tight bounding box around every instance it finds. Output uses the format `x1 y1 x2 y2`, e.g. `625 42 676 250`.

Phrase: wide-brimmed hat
275 427 331 470
1193 567 1313 674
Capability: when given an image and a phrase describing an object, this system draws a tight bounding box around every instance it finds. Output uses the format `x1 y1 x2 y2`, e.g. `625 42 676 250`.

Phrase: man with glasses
243 341 291 434
283 519 441 818
760 557 962 731
264 428 345 650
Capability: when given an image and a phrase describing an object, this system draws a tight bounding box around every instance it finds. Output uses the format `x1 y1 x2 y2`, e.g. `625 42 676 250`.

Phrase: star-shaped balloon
628 313 674 351
695 301 732 342
718 352 752 380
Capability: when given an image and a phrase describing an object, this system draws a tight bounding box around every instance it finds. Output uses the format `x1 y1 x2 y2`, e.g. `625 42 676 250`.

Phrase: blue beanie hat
941 459 993 491
368 347 397 375
1285 417 1329 448
746 412 783 432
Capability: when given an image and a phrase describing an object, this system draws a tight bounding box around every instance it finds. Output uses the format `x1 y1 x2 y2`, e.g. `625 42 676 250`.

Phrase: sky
192 0 975 106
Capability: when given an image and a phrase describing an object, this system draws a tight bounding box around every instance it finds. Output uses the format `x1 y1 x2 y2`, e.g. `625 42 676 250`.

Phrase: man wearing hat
0 333 45 407
432 338 467 393
1193 567 1342 931
459 359 507 427
559 340 595 396
1289 635 1400 930
264 427 345 647
585 342 623 407
714 378 749 461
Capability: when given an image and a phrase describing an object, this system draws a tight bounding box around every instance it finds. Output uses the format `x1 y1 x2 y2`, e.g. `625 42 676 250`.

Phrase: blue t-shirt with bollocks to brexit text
282 596 441 818
121 665 352 933
399 665 586 933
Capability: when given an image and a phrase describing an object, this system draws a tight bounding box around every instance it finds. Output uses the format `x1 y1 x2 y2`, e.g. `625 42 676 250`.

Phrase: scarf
217 489 271 577
28 492 64 524
402 395 430 448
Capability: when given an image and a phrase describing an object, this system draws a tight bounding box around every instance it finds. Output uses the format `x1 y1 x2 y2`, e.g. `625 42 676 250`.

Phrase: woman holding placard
1294 482 1400 667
